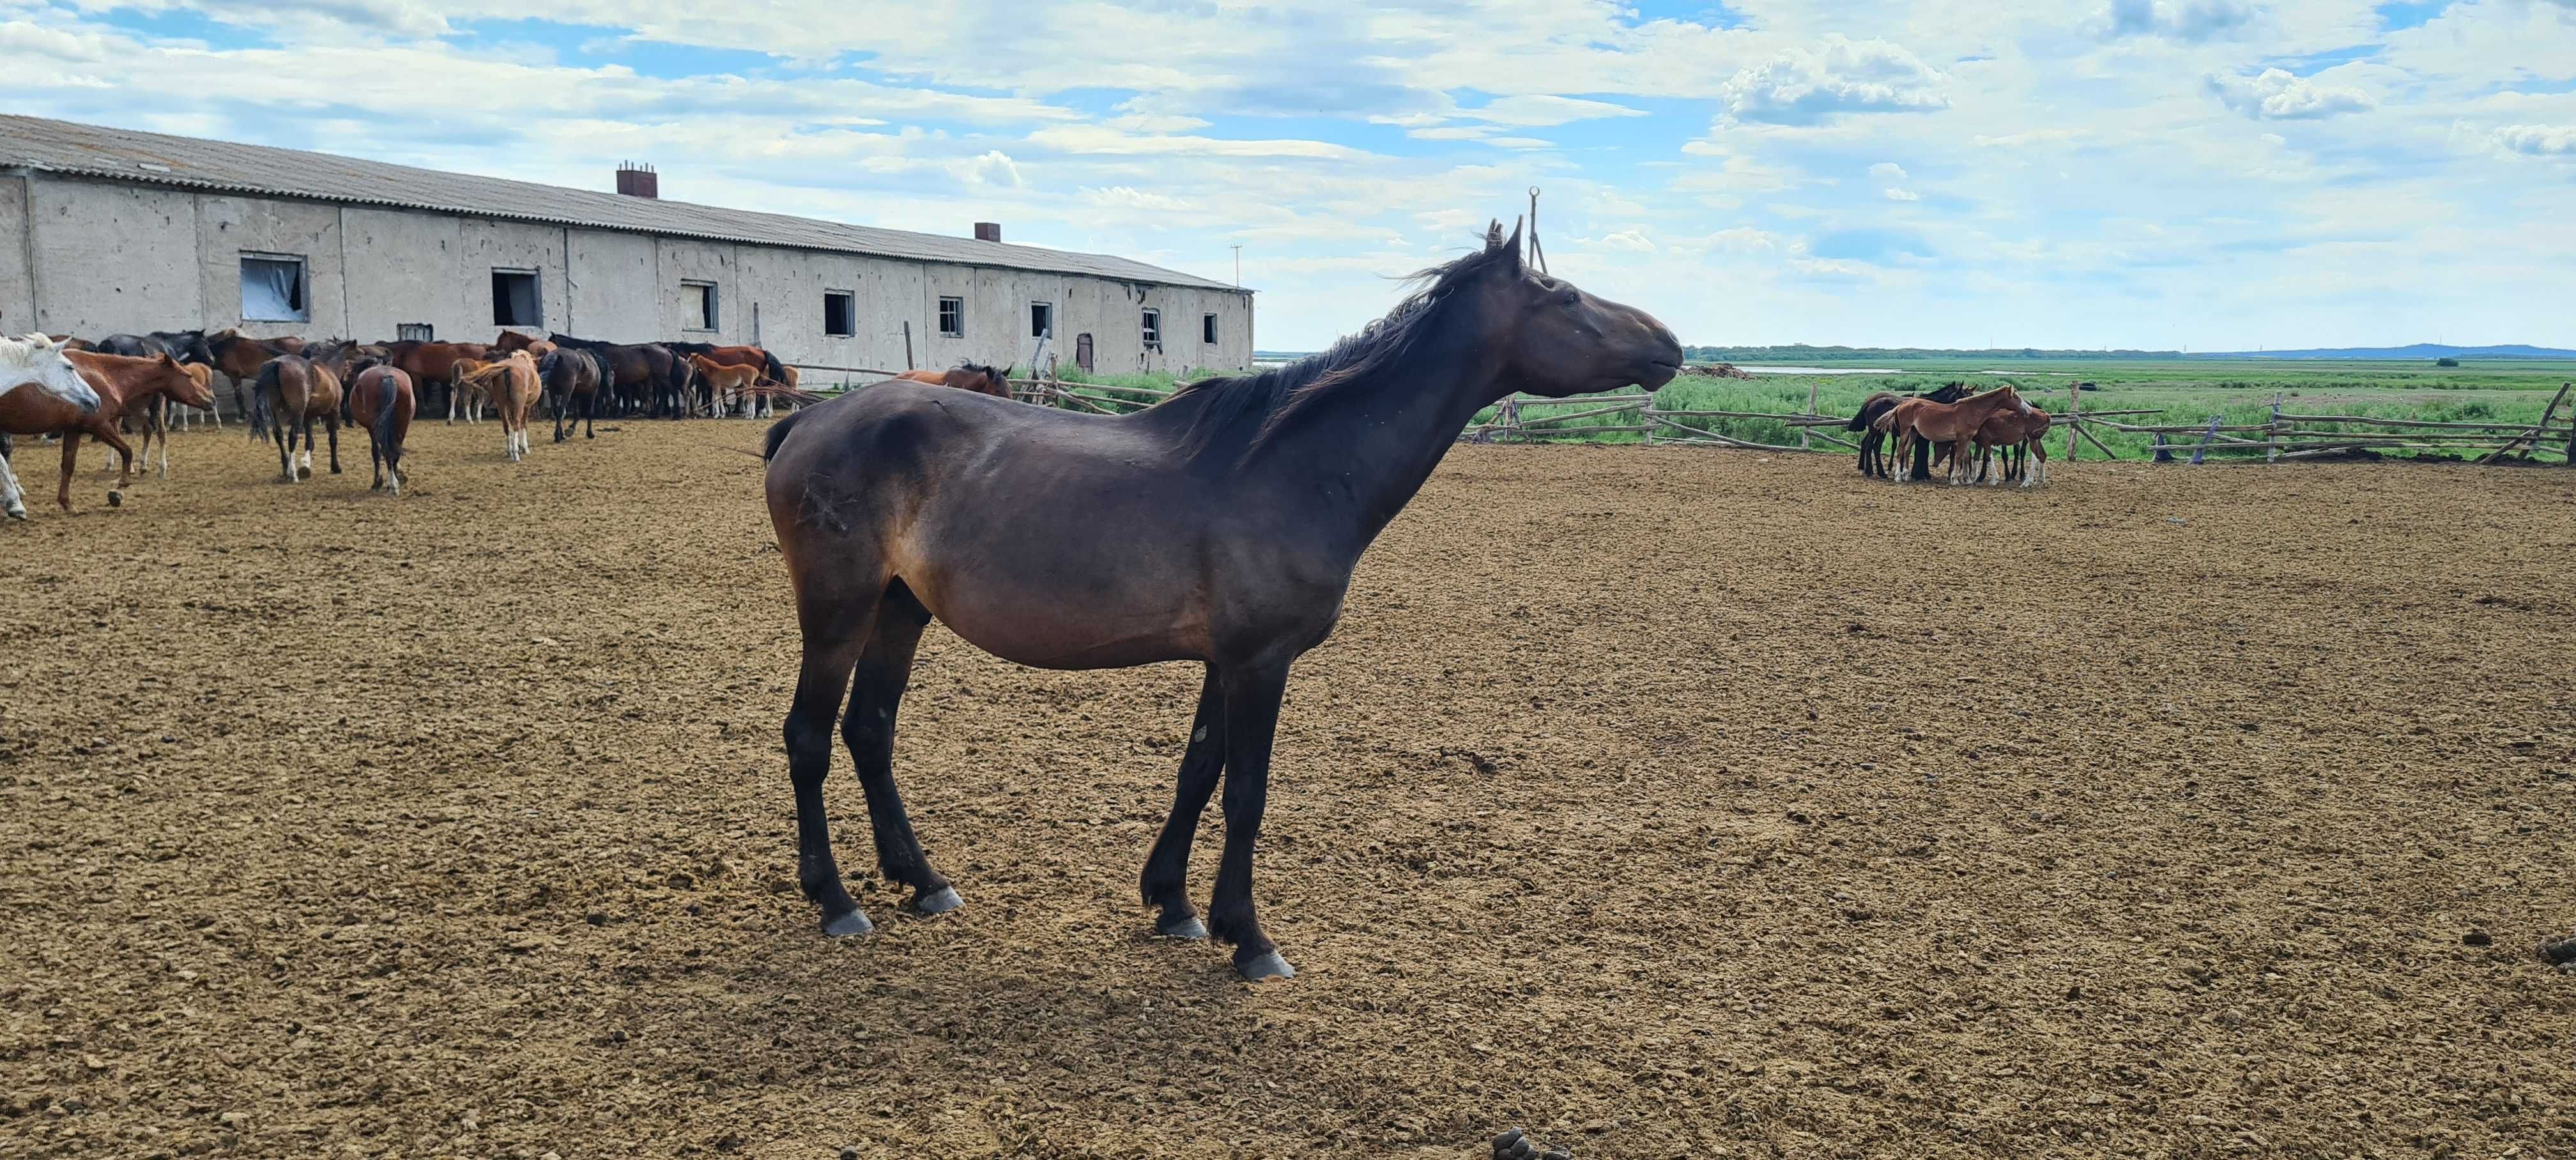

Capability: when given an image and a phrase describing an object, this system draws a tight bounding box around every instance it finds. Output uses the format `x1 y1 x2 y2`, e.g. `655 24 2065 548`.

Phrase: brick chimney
973 222 1002 243
616 162 659 199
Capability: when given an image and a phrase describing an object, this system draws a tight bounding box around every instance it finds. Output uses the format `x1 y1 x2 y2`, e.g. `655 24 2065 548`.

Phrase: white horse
0 335 106 519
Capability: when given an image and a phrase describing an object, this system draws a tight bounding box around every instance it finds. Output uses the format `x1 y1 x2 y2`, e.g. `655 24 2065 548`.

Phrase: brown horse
381 341 490 424
1974 393 2053 487
540 348 604 442
253 355 345 482
686 353 776 418
893 363 1013 399
1883 386 2024 485
455 353 540 462
758 220 1681 980
208 330 311 432
0 351 211 512
123 363 215 480
346 363 415 494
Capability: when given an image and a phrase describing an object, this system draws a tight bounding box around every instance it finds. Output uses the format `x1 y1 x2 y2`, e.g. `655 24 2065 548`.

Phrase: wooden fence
786 364 2576 467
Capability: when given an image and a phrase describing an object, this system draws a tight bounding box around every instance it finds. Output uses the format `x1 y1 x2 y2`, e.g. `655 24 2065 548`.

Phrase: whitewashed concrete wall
13 174 1255 374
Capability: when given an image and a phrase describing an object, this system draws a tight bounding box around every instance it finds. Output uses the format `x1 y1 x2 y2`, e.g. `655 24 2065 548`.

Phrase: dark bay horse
252 355 344 482
540 348 603 441
346 363 414 494
1849 382 1971 480
893 363 1013 399
548 334 690 418
759 220 1681 980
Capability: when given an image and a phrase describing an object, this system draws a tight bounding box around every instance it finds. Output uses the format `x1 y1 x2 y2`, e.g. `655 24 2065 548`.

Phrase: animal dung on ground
2542 936 2576 965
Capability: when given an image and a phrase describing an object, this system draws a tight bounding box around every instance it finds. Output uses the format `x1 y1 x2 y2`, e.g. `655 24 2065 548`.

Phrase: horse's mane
0 334 69 374
1159 238 1515 461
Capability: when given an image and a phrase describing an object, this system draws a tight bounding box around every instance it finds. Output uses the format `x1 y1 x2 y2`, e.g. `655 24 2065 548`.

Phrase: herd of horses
1848 381 2053 487
0 326 827 513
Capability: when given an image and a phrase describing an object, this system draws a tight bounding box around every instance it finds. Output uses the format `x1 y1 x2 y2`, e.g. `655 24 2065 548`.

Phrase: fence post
2066 381 2080 462
2268 392 2282 465
1802 381 1818 452
2188 415 2223 466
2565 383 2574 465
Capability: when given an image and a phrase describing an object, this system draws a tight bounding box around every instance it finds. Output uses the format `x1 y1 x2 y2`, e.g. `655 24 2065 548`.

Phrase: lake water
1734 365 1899 376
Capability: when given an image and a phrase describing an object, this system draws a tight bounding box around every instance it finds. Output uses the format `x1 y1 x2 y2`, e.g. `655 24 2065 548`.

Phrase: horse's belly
917 579 1204 670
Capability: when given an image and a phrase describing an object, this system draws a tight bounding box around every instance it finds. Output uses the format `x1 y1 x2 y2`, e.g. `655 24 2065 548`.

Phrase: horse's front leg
1210 659 1295 981
0 441 27 520
1141 669 1225 940
56 429 83 511
326 416 342 474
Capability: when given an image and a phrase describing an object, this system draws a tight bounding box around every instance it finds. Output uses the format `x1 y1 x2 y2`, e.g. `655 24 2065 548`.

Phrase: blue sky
5 0 2573 351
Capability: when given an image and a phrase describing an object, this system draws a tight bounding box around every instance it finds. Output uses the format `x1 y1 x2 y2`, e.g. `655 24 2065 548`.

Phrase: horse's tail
762 349 789 386
250 360 284 442
1848 391 1897 432
371 373 404 472
760 408 804 462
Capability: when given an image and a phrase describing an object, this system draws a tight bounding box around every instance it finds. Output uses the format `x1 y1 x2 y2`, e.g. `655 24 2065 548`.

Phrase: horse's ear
1485 220 1505 251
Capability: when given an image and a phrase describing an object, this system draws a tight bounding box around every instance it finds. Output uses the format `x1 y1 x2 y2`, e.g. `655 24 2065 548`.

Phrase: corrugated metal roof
0 115 1246 294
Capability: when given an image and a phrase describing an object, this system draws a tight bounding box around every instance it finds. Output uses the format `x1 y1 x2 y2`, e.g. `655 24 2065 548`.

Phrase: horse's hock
6 422 2573 1157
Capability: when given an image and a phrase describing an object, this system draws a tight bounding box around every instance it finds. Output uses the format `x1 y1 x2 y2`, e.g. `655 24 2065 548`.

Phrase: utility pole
1232 245 1242 287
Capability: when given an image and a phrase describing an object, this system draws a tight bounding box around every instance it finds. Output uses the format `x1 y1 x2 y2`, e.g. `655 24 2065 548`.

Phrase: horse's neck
1249 342 1503 555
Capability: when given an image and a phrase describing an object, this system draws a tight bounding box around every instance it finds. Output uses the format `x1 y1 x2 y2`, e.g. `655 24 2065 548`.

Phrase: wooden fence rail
786 368 2576 468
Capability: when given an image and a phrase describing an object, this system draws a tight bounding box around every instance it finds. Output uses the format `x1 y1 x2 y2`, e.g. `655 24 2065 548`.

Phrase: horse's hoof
3 508 23 522
911 886 964 916
821 910 875 938
1156 913 1209 940
1235 949 1296 981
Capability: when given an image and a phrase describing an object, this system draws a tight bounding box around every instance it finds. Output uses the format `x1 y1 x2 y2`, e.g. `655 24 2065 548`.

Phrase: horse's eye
1558 289 1581 307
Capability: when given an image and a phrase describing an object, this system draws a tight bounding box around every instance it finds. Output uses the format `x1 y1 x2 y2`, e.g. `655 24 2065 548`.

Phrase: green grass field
864 360 2576 464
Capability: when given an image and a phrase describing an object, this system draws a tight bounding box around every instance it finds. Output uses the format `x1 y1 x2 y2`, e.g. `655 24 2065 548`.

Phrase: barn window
1029 301 1053 340
240 255 307 322
1202 312 1219 345
824 291 855 338
1141 309 1162 352
683 280 719 331
396 323 435 342
491 269 541 328
937 296 964 337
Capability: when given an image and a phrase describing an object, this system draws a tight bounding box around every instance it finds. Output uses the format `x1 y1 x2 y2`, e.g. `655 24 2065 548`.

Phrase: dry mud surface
3 421 2573 1159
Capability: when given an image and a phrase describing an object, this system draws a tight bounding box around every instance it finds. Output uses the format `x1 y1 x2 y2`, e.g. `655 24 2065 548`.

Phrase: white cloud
2205 68 2378 119
1457 95 1647 127
1023 125 1370 160
2494 123 2576 154
1719 35 1951 125
1884 187 1922 201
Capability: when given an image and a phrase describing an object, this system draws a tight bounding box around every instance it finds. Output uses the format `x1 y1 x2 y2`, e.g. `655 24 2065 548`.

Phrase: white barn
0 115 1254 379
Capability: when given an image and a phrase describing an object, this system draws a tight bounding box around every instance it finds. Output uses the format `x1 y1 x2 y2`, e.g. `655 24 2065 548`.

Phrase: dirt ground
2 418 2572 1159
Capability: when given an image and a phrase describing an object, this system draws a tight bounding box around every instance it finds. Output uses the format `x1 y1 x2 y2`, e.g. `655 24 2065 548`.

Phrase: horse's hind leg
838 582 958 917
326 416 342 475
1140 668 1223 939
786 597 878 938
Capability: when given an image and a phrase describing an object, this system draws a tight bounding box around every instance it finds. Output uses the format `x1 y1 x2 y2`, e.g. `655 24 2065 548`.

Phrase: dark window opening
1202 312 1219 345
937 296 964 337
1141 309 1162 352
240 256 307 322
1030 301 1054 340
684 280 719 330
824 291 855 338
396 323 435 342
492 270 540 328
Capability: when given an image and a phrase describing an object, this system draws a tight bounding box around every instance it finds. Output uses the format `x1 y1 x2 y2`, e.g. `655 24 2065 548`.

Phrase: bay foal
762 222 1682 979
